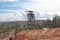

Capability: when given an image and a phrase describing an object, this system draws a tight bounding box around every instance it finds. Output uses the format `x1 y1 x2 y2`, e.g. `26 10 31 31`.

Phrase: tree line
41 15 60 28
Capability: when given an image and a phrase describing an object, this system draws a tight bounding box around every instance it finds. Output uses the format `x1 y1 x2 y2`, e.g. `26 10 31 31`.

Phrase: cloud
17 0 60 21
0 10 53 21
29 0 48 3
0 0 60 21
22 0 60 13
0 10 33 21
0 10 23 21
0 0 16 2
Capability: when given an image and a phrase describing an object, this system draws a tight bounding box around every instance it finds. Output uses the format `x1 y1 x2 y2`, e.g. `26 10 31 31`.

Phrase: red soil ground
16 28 60 40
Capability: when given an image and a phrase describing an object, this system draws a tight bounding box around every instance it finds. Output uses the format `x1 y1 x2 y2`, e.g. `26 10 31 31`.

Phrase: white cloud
0 10 24 22
0 0 16 2
0 0 60 21
0 10 34 21
22 0 60 14
29 0 48 3
0 10 53 21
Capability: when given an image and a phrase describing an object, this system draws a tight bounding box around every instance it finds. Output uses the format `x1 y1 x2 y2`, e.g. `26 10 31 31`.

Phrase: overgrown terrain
0 15 60 34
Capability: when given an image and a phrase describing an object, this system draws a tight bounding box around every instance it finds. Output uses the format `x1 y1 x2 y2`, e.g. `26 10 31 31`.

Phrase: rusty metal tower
27 11 37 29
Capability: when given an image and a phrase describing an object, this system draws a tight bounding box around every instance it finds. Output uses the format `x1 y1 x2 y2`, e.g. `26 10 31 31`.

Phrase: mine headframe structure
27 11 37 30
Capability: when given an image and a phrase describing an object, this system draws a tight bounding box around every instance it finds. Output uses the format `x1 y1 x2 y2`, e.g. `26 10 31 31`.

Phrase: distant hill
0 20 46 27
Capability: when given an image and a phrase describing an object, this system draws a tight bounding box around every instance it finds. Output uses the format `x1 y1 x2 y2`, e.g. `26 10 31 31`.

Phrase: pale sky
0 0 60 21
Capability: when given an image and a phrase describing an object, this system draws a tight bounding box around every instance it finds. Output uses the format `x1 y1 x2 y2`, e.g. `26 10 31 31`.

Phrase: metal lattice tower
27 11 37 30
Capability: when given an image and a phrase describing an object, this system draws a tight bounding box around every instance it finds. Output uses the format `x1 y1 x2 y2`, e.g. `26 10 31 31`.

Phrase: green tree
52 15 60 28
